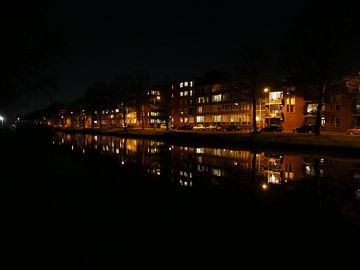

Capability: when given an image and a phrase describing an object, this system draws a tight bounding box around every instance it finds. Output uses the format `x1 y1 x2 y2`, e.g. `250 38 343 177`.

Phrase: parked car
293 125 315 133
260 125 283 133
347 126 360 135
192 124 206 130
225 124 240 131
205 124 222 131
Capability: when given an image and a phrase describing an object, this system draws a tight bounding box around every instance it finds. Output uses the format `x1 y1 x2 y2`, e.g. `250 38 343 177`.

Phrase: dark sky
22 0 314 113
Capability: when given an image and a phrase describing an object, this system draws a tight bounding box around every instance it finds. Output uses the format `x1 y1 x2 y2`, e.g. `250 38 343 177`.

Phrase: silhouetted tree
109 75 137 130
235 45 271 132
84 81 110 128
0 2 64 113
281 0 360 135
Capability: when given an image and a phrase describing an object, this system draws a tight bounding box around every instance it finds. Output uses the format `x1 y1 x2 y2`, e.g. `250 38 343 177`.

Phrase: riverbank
56 127 360 156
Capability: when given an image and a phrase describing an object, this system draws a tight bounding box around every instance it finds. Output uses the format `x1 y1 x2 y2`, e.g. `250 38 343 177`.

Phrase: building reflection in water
54 132 360 202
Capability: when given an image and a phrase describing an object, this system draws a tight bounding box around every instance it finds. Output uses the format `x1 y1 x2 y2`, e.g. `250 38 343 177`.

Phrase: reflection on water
53 132 360 203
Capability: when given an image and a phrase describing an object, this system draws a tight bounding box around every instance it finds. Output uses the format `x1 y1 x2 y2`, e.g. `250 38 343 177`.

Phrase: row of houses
22 71 360 132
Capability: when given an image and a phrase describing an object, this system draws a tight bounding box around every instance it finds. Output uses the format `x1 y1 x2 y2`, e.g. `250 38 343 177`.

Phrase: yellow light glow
262 184 268 190
156 96 161 100
264 88 269 93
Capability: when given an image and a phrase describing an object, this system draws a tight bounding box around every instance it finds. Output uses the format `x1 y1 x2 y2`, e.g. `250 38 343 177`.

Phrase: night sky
15 0 316 114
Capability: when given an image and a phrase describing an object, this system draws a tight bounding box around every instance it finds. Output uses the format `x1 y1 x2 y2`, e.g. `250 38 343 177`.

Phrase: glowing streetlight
156 95 161 100
264 87 269 93
0 115 4 128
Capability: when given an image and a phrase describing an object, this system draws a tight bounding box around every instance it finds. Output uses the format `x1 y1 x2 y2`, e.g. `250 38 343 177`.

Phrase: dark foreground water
46 132 360 260
2 128 360 262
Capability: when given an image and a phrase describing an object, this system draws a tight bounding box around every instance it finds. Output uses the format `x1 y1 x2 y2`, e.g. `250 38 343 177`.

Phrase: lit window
321 117 326 127
212 94 222 102
184 91 188 96
197 106 203 113
184 117 188 123
190 81 194 87
180 91 183 97
184 81 188 87
110 115 114 119
196 148 204 154
213 115 221 122
180 118 184 123
150 119 155 123
180 82 184 88
211 168 222 177
189 90 193 96
196 116 204 123
198 97 205 103
171 93 174 98
306 104 317 114
115 109 119 113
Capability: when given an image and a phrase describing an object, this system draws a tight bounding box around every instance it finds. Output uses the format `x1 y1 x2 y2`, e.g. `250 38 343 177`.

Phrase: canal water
50 132 360 259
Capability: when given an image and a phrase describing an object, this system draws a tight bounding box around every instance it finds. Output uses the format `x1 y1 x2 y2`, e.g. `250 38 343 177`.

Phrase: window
213 115 221 122
335 117 341 128
196 116 204 123
286 94 295 112
150 119 155 123
184 81 188 87
198 97 205 103
189 90 193 96
171 93 174 98
180 82 184 88
190 81 194 87
196 148 204 154
321 117 326 127
269 91 283 102
197 106 203 113
180 91 183 97
184 91 188 96
335 104 341 111
212 94 222 102
184 117 188 123
306 104 317 114
180 118 184 123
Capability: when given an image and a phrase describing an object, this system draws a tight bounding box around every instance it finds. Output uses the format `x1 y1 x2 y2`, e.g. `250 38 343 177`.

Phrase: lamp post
263 88 270 126
0 115 4 129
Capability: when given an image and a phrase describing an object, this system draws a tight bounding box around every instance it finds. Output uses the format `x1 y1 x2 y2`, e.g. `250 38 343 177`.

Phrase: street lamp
263 88 270 126
0 115 4 129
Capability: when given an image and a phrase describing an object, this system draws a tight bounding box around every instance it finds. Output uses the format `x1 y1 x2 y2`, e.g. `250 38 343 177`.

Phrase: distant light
234 162 238 166
156 96 161 100
157 171 161 176
82 149 85 154
169 147 172 151
71 145 74 150
235 103 238 106
262 184 268 190
121 161 125 165
264 88 269 93
256 116 260 121
0 116 4 121
116 149 120 154
93 120 97 124
115 109 119 113
82 110 85 112
71 111 73 114
17 117 20 121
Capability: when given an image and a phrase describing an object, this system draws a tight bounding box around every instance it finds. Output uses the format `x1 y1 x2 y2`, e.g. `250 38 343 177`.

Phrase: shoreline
55 127 360 157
